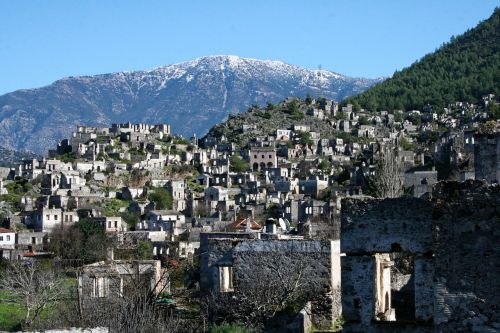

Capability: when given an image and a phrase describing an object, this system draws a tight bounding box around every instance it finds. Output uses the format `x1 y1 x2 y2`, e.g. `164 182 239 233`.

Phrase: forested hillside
344 8 499 111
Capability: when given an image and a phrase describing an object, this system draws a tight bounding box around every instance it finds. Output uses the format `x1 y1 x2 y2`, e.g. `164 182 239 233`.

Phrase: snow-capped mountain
0 55 382 154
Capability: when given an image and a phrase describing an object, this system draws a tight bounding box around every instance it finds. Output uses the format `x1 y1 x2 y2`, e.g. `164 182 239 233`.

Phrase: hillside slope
344 8 500 111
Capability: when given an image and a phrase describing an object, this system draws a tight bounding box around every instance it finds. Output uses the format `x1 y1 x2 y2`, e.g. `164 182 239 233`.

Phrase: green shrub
148 187 173 210
209 322 255 333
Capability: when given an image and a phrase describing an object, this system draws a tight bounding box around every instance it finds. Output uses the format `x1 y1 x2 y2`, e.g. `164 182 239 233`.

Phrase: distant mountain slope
0 55 381 155
344 8 500 111
0 146 39 167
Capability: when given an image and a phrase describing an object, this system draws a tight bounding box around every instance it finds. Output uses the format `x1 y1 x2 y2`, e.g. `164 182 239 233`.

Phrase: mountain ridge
0 55 382 155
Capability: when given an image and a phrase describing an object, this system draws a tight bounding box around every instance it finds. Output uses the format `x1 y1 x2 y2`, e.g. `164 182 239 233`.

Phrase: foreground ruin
341 180 499 333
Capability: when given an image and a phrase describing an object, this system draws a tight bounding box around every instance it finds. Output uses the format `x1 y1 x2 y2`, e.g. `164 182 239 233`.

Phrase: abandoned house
340 180 499 333
199 233 342 329
77 257 168 311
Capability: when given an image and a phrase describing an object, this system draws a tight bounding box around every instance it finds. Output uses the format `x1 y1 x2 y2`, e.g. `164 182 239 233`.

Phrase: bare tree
0 261 66 328
76 263 197 333
206 253 323 330
367 143 405 198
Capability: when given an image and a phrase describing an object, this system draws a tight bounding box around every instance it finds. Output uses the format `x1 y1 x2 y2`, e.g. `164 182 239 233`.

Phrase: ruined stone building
77 258 167 313
249 147 278 171
340 180 499 333
199 233 342 329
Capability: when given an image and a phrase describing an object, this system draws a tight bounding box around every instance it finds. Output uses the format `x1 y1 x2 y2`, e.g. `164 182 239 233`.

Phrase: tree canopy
344 8 500 111
149 187 173 210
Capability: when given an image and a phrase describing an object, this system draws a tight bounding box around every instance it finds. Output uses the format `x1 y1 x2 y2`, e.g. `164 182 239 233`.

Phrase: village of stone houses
0 93 497 333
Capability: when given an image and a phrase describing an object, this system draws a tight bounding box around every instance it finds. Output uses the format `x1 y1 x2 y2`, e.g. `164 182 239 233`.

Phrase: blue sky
0 0 497 95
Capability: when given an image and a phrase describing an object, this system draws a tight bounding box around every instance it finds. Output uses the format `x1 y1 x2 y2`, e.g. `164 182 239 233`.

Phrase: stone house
473 132 499 183
274 178 298 194
137 156 165 171
31 207 78 232
208 173 231 187
165 180 187 211
0 228 16 254
276 129 292 141
121 230 167 253
60 170 86 189
199 235 342 329
404 170 438 198
307 108 325 120
70 129 97 155
94 216 127 233
152 123 171 136
340 181 499 332
142 210 186 236
342 104 353 113
120 186 146 200
77 259 167 307
195 174 211 189
283 198 331 223
357 125 376 138
338 120 350 132
204 186 229 202
249 147 277 171
74 161 107 173
15 159 45 179
293 124 310 132
298 176 329 198
299 199 331 222
45 159 73 172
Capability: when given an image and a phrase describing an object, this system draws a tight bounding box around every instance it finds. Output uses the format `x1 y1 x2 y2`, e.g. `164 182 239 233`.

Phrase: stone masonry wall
199 232 254 294
473 134 499 183
340 180 499 333
341 197 433 254
341 196 434 333
233 239 341 328
432 181 500 332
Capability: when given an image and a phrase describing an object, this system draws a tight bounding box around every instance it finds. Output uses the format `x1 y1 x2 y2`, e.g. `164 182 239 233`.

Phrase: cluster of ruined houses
0 94 498 331
1 180 498 333
199 180 499 332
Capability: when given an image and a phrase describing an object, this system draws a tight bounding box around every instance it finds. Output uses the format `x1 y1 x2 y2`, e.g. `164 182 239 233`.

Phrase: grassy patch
101 198 129 216
210 322 255 333
0 301 24 331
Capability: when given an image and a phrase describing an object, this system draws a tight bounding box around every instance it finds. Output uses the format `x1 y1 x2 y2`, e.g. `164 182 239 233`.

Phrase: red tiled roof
0 228 14 233
228 218 262 231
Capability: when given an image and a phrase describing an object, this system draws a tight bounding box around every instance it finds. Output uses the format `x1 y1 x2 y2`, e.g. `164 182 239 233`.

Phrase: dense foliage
148 187 173 210
230 155 250 173
49 218 110 263
344 8 500 111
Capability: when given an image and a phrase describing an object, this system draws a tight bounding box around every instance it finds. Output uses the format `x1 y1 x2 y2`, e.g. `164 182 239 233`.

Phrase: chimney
266 218 277 234
106 247 114 261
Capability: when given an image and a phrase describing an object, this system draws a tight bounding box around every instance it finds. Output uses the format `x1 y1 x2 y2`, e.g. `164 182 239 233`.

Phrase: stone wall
233 239 341 328
341 195 435 332
340 180 499 333
341 255 375 325
341 197 433 254
473 134 499 183
199 235 341 329
432 181 499 332
199 232 253 293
